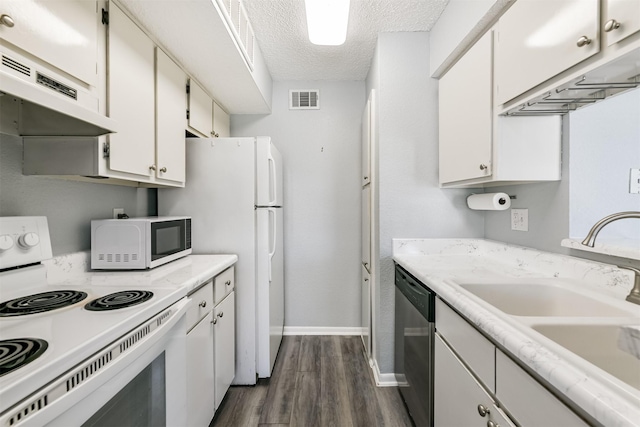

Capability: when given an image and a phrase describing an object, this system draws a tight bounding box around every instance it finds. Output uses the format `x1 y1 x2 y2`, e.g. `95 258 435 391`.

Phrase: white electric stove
0 217 189 426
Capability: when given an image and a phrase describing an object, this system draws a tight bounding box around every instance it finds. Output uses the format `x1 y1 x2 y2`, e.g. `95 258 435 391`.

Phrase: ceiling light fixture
304 0 351 46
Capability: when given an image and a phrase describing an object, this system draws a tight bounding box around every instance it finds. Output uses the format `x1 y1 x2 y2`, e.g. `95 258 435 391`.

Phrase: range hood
0 51 117 137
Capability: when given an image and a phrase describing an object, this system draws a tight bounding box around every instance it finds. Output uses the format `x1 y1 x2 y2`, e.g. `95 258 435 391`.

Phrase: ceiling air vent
290 90 320 110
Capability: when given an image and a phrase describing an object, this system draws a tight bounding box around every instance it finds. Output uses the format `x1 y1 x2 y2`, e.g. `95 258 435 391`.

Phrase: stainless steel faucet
581 211 640 247
619 266 640 305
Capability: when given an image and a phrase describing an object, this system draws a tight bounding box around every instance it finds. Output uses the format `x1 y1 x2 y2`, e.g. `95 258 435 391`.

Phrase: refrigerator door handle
268 152 277 206
268 208 277 282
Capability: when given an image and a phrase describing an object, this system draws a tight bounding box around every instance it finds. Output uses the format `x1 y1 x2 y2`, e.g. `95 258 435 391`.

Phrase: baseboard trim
371 358 399 387
283 326 362 336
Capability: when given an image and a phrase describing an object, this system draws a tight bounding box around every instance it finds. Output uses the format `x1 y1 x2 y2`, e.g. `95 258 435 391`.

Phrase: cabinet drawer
436 298 495 391
496 350 588 427
187 280 213 330
214 267 234 305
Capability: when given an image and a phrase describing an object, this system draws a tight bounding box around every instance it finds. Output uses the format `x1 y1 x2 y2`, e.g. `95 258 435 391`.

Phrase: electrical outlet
630 168 640 194
113 208 125 219
511 209 528 231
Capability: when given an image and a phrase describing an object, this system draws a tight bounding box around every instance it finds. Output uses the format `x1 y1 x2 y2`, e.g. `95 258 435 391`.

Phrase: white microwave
91 217 192 270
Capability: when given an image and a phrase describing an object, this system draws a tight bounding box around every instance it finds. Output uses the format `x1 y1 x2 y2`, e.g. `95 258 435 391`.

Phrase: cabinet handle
160 167 167 173
576 36 592 47
477 404 490 417
211 318 217 324
0 14 14 27
487 421 499 427
217 311 224 318
149 165 157 171
604 19 620 32
479 164 488 171
225 280 231 286
364 278 369 282
199 300 207 308
364 176 368 180
211 131 219 138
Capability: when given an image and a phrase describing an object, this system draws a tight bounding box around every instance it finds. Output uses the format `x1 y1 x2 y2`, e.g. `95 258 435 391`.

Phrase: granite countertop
392 238 640 427
43 252 238 303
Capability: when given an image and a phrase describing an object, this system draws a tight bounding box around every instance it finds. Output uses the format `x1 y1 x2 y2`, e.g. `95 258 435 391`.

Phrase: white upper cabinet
213 102 230 138
603 0 640 46
439 30 561 187
188 80 230 138
495 0 600 105
156 48 187 184
439 31 493 184
107 1 155 177
188 79 213 137
0 0 98 86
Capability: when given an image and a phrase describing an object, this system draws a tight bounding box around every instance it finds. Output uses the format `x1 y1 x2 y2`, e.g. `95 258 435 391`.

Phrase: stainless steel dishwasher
395 263 436 427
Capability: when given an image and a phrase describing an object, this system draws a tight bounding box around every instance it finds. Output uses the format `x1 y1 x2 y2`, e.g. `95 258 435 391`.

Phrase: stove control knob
18 232 40 249
0 235 14 251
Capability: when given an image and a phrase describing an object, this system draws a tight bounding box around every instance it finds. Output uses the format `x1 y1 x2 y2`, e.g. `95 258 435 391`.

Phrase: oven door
4 298 190 427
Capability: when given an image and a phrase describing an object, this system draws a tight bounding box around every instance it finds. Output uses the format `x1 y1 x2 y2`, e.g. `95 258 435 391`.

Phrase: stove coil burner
0 291 88 317
85 290 154 311
0 338 48 377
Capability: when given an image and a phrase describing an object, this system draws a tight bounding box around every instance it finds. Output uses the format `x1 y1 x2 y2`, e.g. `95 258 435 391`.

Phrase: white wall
0 133 154 255
366 32 484 373
485 90 640 268
569 88 640 242
231 80 365 330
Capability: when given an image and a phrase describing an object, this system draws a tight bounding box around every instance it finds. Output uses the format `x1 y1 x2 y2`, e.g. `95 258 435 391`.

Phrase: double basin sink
457 281 640 394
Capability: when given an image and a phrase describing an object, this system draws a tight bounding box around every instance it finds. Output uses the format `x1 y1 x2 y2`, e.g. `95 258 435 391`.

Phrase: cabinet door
361 93 372 186
187 311 215 427
213 101 230 137
155 48 186 183
214 291 235 409
361 265 370 360
435 334 514 427
361 186 371 271
107 2 155 176
496 350 588 427
495 0 600 105
439 31 493 184
604 0 640 46
188 79 213 137
0 0 98 86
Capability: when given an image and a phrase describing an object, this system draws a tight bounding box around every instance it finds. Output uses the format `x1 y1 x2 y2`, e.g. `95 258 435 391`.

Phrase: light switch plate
511 209 528 231
630 169 640 194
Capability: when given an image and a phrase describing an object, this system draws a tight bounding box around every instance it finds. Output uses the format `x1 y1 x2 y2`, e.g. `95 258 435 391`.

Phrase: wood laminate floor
211 335 413 427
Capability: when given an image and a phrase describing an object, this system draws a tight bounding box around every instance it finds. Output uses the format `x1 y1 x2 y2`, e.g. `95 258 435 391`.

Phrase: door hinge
186 109 190 120
103 141 110 158
186 83 190 95
101 8 109 25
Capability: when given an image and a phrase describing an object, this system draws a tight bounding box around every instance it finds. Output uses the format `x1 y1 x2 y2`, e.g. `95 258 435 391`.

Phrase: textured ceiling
243 0 450 81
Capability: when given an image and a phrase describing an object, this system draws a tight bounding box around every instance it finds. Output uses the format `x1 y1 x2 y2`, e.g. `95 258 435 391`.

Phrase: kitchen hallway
211 335 412 426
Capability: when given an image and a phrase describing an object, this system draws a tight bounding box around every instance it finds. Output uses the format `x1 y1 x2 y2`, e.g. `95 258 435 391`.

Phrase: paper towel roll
467 193 511 210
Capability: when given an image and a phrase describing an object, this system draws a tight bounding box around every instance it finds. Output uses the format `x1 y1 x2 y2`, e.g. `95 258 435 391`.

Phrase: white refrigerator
159 136 284 385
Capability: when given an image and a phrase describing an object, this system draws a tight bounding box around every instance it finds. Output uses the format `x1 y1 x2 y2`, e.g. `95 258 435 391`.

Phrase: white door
256 138 283 207
269 207 284 372
214 292 235 410
604 0 640 46
255 206 284 378
108 2 155 177
186 311 215 427
361 265 370 360
361 186 371 271
188 79 213 137
155 47 186 184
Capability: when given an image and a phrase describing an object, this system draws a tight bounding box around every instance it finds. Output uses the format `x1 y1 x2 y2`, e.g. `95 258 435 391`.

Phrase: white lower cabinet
435 334 515 427
186 311 215 427
214 291 235 410
435 298 589 427
186 280 215 427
